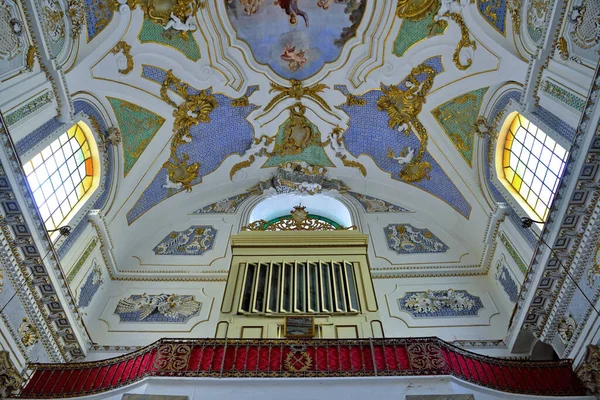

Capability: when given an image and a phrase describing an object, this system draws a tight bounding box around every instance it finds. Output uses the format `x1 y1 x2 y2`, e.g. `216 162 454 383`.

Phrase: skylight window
502 114 568 221
23 123 96 232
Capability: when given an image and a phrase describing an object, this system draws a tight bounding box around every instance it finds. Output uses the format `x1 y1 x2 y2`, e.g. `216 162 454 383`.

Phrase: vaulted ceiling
67 0 530 279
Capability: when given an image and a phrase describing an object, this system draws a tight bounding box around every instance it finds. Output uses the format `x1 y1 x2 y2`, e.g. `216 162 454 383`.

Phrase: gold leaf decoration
111 41 134 74
449 13 477 70
265 79 330 113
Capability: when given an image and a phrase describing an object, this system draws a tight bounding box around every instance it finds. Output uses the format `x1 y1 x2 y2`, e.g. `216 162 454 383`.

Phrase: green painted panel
431 87 489 167
263 118 333 168
393 10 446 58
108 97 166 176
139 19 201 61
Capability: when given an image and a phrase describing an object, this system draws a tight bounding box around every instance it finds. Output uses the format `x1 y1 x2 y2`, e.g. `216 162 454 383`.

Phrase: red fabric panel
395 346 410 370
89 366 108 390
315 346 328 371
212 345 225 371
51 370 73 394
23 370 46 394
221 345 235 372
119 358 136 384
100 364 118 388
62 369 81 393
72 368 91 392
455 354 471 379
445 352 459 375
500 365 517 390
465 358 479 381
200 346 215 371
508 366 528 391
270 346 282 371
472 360 488 385
479 362 497 387
245 345 259 371
490 364 508 388
349 346 363 371
383 345 398 371
188 346 204 371
129 355 144 379
327 347 339 371
140 351 154 374
529 367 550 392
234 346 248 371
362 347 373 372
339 346 351 371
39 370 60 394
551 366 573 391
258 346 270 371
372 345 385 371
111 361 128 385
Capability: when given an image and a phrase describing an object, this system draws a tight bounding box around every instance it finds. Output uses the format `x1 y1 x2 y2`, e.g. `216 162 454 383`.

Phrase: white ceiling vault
64 0 530 281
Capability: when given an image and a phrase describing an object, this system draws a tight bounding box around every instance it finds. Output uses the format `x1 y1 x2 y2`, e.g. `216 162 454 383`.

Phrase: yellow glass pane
66 125 78 138
81 142 90 158
503 149 511 167
504 168 514 182
75 128 86 145
512 175 522 191
75 183 86 198
82 176 92 192
510 115 522 134
504 132 514 150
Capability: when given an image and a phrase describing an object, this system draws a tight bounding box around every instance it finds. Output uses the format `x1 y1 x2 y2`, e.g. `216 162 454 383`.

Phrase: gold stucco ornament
126 0 203 25
266 79 330 113
378 63 435 182
18 318 39 347
163 131 200 192
396 0 437 20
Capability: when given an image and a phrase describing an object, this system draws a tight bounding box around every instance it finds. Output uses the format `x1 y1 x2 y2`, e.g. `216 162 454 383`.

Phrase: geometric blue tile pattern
336 56 471 219
496 260 518 303
78 262 103 308
153 225 216 256
126 66 259 224
399 289 484 317
84 0 114 42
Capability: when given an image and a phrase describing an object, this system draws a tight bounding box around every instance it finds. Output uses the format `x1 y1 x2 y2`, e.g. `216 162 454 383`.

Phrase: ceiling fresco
61 0 532 277
226 0 366 80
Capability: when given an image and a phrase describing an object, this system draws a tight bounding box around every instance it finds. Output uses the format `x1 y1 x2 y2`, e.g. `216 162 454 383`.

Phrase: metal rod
369 337 377 376
219 337 227 378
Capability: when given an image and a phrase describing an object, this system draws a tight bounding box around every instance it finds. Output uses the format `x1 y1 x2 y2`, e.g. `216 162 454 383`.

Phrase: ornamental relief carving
0 1 25 61
18 318 40 347
569 0 600 50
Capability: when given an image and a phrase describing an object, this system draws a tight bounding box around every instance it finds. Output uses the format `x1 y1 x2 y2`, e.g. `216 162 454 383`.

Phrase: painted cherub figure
281 44 308 72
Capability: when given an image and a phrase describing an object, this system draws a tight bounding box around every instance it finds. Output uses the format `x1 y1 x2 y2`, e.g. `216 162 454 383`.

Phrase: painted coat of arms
226 0 366 79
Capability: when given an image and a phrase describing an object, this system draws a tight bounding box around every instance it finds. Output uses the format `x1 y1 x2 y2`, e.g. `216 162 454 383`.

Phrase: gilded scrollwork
377 63 435 182
329 127 367 176
125 0 204 25
557 36 569 60
449 12 477 70
508 0 521 32
111 41 134 74
18 318 39 347
265 79 330 113
396 0 437 20
157 69 218 192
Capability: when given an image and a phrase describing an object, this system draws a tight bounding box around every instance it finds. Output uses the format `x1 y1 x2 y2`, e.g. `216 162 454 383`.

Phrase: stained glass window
503 114 568 221
23 124 94 231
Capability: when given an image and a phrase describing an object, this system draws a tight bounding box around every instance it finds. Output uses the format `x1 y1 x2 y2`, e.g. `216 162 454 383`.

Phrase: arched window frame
493 106 571 230
21 113 106 243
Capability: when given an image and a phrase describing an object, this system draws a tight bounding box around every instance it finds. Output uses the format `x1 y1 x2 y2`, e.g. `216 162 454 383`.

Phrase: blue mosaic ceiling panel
153 225 216 256
384 224 448 254
336 56 471 219
478 0 507 35
399 289 484 318
84 0 114 42
126 66 258 224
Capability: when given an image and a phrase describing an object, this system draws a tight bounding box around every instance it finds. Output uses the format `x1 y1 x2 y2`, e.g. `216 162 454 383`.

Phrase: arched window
22 122 100 236
501 114 568 221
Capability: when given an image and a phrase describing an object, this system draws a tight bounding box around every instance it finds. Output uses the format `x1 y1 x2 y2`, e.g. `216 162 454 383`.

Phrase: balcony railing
20 337 585 398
